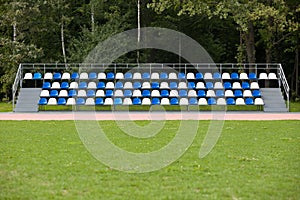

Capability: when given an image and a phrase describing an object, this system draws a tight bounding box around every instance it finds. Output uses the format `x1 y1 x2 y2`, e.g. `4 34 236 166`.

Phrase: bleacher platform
13 63 290 112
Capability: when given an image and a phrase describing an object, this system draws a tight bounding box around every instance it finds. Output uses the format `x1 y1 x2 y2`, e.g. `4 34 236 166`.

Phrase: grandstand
12 63 289 112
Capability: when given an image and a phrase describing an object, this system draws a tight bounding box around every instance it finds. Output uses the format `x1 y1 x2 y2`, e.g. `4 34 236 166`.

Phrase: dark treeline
0 0 299 100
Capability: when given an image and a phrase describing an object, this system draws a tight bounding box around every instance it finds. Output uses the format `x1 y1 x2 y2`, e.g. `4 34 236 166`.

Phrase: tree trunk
137 0 141 63
91 3 95 34
244 22 256 72
61 22 67 64
295 46 299 96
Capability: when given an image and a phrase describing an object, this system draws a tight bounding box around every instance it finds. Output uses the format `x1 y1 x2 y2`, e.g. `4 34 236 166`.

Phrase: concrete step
260 88 288 112
14 88 41 112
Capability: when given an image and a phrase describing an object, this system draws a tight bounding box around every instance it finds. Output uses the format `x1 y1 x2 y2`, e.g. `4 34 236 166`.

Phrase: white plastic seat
123 98 132 105
187 73 195 79
239 73 248 80
178 82 187 89
124 82 133 89
98 72 106 79
217 98 226 105
188 90 197 97
106 82 115 89
85 98 95 105
198 98 208 105
196 82 205 89
44 72 53 80
169 90 179 97
24 73 32 80
250 82 260 89
80 72 88 79
160 82 169 89
206 90 216 97
96 90 105 97
132 90 142 97
214 82 223 89
243 90 253 97
69 82 78 89
78 90 87 97
225 90 234 97
133 72 142 79
66 98 76 105
51 82 60 89
169 72 177 79
179 98 189 105
142 82 151 89
115 72 124 79
58 90 68 97
61 72 70 80
222 72 230 79
88 82 97 89
151 90 160 97
40 90 50 97
47 98 57 105
254 98 264 105
161 98 170 105
232 82 242 89
204 73 213 79
104 98 113 105
268 73 277 79
114 90 124 97
151 72 159 79
236 98 245 105
142 98 151 105
259 73 268 79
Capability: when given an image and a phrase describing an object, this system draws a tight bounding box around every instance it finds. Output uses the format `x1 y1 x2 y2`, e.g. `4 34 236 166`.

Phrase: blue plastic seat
133 82 141 89
195 72 204 80
76 98 85 105
151 98 160 105
105 90 113 97
231 72 239 80
213 72 221 79
226 98 235 105
249 72 257 80
97 82 105 89
114 98 123 105
216 90 225 97
178 72 186 79
95 98 104 105
89 72 97 79
33 72 42 80
161 90 169 97
170 82 178 89
53 72 61 80
179 90 188 97
133 98 141 105
245 98 254 105
57 98 66 105
189 98 198 105
42 82 51 89
124 72 132 79
142 72 150 79
61 82 69 89
206 82 214 89
207 98 217 105
50 90 58 97
87 90 95 97
142 90 151 97
71 72 79 80
234 90 243 97
188 82 196 89
68 90 77 97
252 90 261 97
79 82 87 89
115 82 124 89
224 82 232 89
242 82 250 89
160 72 168 79
170 98 179 105
38 98 47 105
124 90 132 97
151 82 160 89
106 72 115 80
197 90 206 97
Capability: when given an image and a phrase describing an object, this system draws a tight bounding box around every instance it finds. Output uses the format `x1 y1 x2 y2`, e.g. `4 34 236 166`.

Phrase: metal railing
278 64 290 111
12 64 22 111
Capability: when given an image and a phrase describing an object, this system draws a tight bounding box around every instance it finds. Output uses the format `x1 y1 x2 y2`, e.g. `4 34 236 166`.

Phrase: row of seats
24 71 278 81
39 97 264 106
40 89 262 98
42 81 260 90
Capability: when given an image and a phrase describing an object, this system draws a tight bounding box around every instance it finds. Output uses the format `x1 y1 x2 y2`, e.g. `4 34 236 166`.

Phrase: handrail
12 64 22 111
278 64 290 111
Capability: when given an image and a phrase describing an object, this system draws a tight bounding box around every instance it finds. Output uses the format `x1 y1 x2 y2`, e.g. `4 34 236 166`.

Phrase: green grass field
0 120 299 199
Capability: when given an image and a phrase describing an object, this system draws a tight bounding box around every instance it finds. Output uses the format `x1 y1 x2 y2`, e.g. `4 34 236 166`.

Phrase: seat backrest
48 98 57 105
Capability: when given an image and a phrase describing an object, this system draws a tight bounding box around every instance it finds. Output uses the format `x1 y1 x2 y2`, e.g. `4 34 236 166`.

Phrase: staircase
260 88 288 112
14 88 41 112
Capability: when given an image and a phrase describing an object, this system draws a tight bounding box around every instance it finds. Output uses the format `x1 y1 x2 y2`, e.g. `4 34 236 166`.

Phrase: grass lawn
0 102 12 112
0 120 299 199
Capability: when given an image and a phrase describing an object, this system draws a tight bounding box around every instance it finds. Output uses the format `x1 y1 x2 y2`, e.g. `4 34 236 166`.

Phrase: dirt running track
0 111 300 121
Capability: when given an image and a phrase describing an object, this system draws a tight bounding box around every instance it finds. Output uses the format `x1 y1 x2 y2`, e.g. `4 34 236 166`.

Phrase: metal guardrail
278 64 290 111
12 64 22 111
